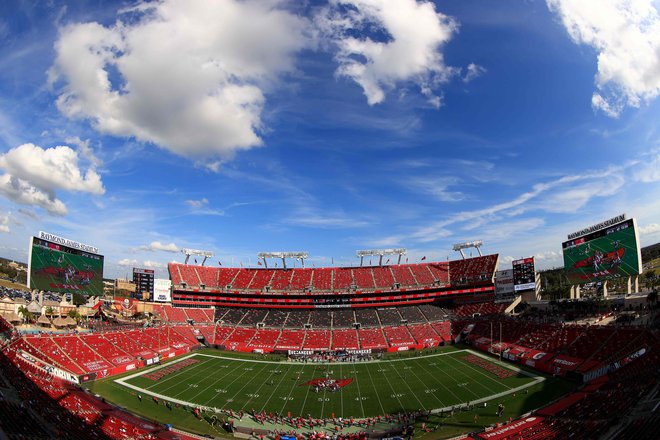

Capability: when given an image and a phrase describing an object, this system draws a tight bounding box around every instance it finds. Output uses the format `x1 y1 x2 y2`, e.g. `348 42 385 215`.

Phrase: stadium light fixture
355 248 407 266
452 241 483 259
257 251 309 269
181 248 215 266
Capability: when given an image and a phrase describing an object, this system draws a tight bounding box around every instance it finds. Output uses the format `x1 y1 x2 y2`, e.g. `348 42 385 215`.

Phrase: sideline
114 349 545 417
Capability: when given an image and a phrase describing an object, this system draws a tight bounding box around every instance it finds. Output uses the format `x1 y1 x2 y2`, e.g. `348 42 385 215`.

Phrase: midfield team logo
302 378 353 392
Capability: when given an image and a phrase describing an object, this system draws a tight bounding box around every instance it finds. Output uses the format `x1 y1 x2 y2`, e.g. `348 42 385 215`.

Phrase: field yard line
320 384 327 419
363 363 386 415
277 364 307 415
158 358 230 396
258 364 294 413
223 363 271 407
432 355 485 399
297 363 321 417
115 350 545 418
185 356 244 402
410 358 462 404
339 364 344 418
188 349 467 365
241 364 280 410
446 353 512 393
348 364 366 418
145 359 213 391
385 360 427 410
397 359 445 407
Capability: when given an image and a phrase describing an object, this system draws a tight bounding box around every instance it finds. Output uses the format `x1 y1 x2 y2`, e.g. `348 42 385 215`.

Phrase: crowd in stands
0 341 196 440
168 255 496 293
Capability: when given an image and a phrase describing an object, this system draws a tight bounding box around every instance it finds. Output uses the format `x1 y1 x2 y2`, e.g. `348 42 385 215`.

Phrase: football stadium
1 1 660 440
0 213 658 440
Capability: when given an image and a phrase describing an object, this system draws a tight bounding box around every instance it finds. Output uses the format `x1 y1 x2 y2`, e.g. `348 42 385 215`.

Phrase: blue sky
0 0 659 279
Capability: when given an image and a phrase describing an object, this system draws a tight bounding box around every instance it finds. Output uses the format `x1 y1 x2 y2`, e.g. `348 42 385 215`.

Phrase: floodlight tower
257 251 309 269
355 248 407 266
181 248 215 265
452 240 484 259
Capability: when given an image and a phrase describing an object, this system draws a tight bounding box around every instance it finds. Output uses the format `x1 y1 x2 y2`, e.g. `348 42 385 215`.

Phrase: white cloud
117 258 138 267
633 152 660 182
0 174 68 216
139 241 179 253
535 250 560 260
0 143 104 216
185 198 209 209
406 176 464 202
463 63 486 83
49 0 310 160
65 136 102 168
143 260 166 269
0 143 104 195
639 223 660 235
547 0 660 117
409 166 625 243
0 213 9 233
317 0 459 106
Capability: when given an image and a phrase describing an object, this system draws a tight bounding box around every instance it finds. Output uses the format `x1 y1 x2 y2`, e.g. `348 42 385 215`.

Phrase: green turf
87 348 576 439
117 349 539 419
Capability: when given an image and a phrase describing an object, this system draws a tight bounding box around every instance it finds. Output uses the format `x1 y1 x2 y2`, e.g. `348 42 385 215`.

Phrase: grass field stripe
223 362 271 407
432 355 488 399
276 363 307 415
143 356 215 391
185 356 246 402
348 363 366 418
395 359 445 407
434 352 500 397
377 361 409 410
410 356 471 404
363 362 386 415
339 363 344 418
385 360 427 410
297 361 322 417
177 349 467 365
240 363 281 410
257 363 294 414
148 357 221 394
445 354 512 393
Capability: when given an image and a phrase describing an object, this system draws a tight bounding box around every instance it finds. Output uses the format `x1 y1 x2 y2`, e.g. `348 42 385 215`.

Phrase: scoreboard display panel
28 233 104 296
562 218 642 284
512 257 536 292
133 268 155 300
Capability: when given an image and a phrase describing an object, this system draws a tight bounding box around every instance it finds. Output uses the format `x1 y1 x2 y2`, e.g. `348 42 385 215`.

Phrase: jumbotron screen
562 218 642 284
27 232 104 296
512 257 536 292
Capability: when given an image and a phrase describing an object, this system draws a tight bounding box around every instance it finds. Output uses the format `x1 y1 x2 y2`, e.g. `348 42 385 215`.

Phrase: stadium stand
354 309 380 327
333 308 355 328
276 329 305 350
331 329 360 350
352 267 375 289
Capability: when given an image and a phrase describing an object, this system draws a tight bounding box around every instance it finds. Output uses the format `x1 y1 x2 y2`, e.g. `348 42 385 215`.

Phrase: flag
218 261 222 266
194 258 198 263
421 256 426 261
406 257 409 263
386 258 390 263
257 261 263 266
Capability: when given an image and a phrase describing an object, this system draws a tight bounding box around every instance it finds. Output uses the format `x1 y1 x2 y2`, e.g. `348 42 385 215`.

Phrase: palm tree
17 305 33 324
68 308 82 323
44 306 54 316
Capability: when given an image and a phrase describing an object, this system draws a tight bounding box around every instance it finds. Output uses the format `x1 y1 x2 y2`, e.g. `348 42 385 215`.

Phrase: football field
116 349 542 419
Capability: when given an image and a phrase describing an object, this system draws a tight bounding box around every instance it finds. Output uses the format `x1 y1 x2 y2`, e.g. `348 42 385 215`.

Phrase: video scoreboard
133 268 155 300
512 257 536 292
562 215 642 284
28 231 104 296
